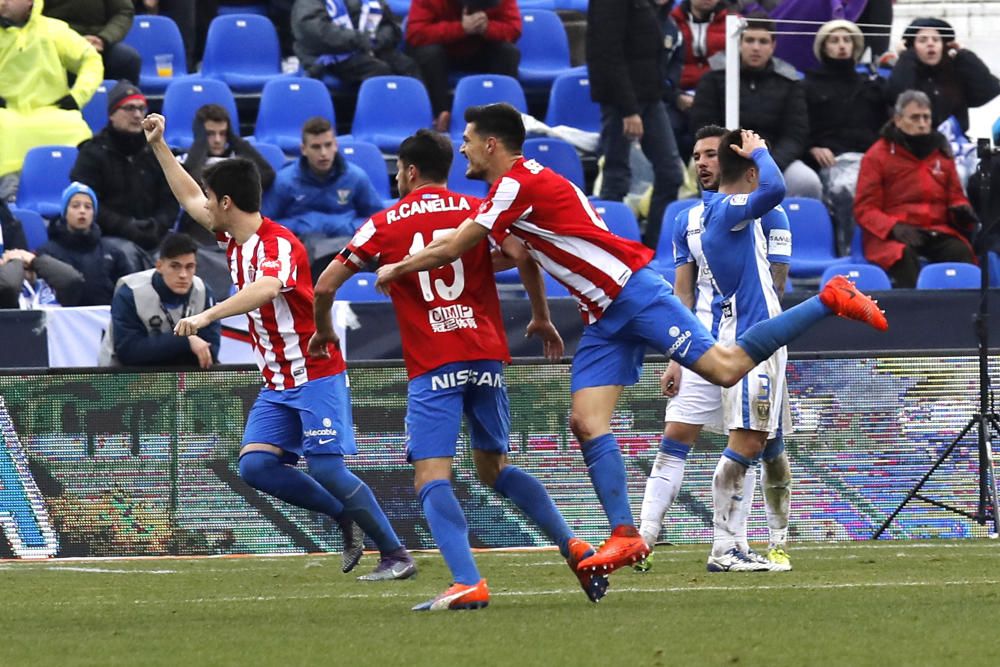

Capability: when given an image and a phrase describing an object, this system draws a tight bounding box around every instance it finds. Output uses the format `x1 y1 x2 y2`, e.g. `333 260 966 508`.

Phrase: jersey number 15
409 230 465 302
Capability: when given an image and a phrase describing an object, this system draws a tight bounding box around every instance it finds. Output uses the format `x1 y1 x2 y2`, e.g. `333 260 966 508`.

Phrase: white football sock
736 462 759 552
763 452 792 547
711 456 748 557
638 451 687 548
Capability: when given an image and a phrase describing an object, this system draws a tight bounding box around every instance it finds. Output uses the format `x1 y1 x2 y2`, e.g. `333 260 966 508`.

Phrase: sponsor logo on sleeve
768 229 792 256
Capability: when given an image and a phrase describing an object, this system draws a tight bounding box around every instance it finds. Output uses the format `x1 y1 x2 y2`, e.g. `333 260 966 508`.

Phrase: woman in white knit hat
802 19 889 255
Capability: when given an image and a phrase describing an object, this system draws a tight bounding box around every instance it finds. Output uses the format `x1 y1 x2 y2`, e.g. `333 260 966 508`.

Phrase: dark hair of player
463 103 526 152
718 129 758 185
398 130 454 183
695 124 728 141
202 158 262 213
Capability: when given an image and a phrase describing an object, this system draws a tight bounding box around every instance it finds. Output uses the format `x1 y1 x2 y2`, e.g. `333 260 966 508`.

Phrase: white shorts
664 348 791 437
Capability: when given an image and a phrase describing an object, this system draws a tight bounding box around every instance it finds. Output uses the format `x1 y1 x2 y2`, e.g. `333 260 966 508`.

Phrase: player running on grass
637 125 794 573
142 113 416 580
375 103 886 578
310 129 609 611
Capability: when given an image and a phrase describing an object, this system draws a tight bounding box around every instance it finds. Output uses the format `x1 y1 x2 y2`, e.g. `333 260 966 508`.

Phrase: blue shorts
241 372 357 463
571 266 716 393
405 360 510 462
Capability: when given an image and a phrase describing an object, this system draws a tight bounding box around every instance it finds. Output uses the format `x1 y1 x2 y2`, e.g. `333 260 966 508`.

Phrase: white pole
725 14 742 130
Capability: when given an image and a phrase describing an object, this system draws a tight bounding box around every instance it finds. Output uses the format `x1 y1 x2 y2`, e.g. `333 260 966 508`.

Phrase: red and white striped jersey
218 217 345 390
473 157 653 323
337 187 511 379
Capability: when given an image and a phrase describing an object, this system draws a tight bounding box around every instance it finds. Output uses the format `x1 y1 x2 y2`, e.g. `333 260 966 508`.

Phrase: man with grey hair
854 89 976 287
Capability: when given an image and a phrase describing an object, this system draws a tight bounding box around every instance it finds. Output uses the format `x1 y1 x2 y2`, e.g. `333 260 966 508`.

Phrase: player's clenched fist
174 313 210 337
142 113 166 144
374 263 401 294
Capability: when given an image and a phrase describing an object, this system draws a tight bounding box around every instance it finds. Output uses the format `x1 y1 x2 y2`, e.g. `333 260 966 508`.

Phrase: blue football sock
659 436 692 459
580 433 634 528
307 454 402 555
494 465 574 559
722 447 754 468
419 479 480 585
763 433 785 462
736 297 831 364
238 451 345 518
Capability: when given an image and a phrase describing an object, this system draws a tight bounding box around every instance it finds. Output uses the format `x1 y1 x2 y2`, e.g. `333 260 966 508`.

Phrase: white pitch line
45 567 178 574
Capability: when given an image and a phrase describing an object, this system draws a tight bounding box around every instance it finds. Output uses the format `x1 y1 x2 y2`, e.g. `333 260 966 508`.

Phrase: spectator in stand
888 17 1000 134
691 14 821 199
672 1 728 93
854 90 976 288
44 0 141 84
406 0 521 133
262 116 383 262
33 182 131 305
177 104 276 245
803 19 889 255
99 232 220 368
656 1 696 161
292 0 419 87
588 0 682 249
0 0 102 197
71 80 178 267
0 200 84 308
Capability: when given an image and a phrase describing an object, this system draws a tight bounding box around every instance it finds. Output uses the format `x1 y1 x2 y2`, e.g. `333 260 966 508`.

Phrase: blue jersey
673 194 791 340
699 148 788 337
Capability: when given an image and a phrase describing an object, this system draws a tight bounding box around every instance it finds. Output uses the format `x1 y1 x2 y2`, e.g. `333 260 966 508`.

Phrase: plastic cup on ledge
155 54 174 78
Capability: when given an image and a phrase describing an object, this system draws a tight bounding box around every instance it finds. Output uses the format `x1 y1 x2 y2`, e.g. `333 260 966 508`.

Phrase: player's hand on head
307 330 339 359
661 361 681 397
731 130 766 158
142 113 166 144
526 318 564 361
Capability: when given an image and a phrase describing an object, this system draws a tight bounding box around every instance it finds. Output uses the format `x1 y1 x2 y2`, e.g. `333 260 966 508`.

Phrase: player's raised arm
174 276 282 337
142 113 212 229
724 129 786 223
375 217 489 291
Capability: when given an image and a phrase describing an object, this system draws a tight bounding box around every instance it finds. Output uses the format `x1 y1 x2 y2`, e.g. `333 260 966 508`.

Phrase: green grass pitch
3 541 1000 666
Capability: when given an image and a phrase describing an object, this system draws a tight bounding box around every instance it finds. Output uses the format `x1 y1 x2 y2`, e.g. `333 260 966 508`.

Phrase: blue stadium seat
201 14 284 92
15 146 78 219
338 139 392 201
449 75 527 141
336 272 390 302
544 69 600 134
519 0 557 9
989 251 1000 288
782 197 851 278
554 0 589 10
447 142 489 197
523 138 584 189
351 76 433 152
517 9 572 88
123 15 189 94
253 77 334 152
590 199 640 242
849 225 866 262
217 3 268 15
655 198 698 265
544 273 571 298
820 263 892 291
10 208 48 251
916 262 981 289
385 0 410 17
252 142 290 175
81 80 115 135
161 78 240 148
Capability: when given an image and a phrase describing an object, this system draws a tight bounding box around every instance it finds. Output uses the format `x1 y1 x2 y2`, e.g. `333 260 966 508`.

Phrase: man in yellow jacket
0 0 103 195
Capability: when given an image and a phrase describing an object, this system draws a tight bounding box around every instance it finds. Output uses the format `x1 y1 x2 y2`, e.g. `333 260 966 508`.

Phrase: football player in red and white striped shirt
143 113 415 579
375 104 887 576
310 130 608 610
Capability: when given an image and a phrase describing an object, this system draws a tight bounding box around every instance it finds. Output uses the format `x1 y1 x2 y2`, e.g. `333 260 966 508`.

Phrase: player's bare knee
569 410 597 443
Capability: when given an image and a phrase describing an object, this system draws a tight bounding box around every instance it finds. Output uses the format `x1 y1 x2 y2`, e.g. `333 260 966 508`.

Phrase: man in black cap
70 80 178 267
889 17 999 133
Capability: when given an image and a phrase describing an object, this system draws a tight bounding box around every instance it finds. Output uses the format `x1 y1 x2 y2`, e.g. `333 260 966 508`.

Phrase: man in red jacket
672 0 729 93
854 89 977 288
405 0 521 132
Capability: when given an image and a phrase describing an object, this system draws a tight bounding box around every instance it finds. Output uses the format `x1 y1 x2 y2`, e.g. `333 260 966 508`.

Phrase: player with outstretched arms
375 103 886 578
142 113 415 580
637 125 794 573
310 129 609 610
